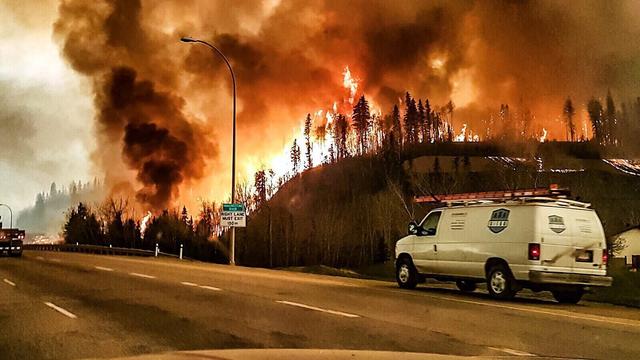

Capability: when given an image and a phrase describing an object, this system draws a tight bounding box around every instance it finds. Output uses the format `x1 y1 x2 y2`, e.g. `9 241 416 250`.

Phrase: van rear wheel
456 280 477 292
552 289 584 304
396 258 418 290
487 265 516 300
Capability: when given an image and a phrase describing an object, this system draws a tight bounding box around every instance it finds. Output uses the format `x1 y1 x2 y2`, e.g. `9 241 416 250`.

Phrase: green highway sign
221 203 246 227
222 203 245 212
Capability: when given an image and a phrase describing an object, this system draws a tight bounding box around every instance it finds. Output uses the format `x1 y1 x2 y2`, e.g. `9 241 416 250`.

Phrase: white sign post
221 203 246 227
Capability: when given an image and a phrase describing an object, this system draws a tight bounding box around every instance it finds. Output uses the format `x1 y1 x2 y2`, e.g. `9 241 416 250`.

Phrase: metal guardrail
22 244 181 258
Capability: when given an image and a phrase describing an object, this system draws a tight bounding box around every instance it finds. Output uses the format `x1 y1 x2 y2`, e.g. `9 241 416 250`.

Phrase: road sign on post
221 203 246 227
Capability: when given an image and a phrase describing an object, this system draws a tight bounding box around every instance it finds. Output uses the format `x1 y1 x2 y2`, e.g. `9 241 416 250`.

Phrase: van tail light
528 243 540 260
602 249 608 265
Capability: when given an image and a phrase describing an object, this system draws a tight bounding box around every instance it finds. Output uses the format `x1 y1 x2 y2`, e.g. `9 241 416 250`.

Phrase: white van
395 197 612 303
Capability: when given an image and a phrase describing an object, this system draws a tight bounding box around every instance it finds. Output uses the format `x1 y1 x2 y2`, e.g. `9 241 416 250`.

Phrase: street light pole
0 203 13 229
180 37 237 265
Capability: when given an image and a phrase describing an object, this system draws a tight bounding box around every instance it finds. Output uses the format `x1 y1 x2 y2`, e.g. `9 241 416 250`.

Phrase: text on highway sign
221 203 246 227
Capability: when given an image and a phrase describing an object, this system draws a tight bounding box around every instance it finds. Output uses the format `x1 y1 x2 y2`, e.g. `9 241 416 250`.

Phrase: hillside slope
235 144 640 268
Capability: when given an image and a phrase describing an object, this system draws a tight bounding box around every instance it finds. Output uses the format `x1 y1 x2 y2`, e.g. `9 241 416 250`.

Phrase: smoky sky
0 0 95 212
50 0 640 209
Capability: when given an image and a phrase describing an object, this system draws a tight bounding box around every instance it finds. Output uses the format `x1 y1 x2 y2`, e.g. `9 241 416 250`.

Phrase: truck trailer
0 228 25 257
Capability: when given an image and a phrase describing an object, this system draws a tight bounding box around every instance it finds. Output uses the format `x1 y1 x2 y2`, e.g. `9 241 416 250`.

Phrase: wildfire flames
343 66 359 105
140 211 152 235
48 0 640 212
539 128 548 143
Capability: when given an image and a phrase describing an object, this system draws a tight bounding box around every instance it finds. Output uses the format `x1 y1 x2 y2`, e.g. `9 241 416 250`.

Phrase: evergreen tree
315 124 326 146
605 91 617 145
49 182 58 198
563 98 576 142
587 99 604 144
181 206 189 225
333 114 349 159
254 169 267 208
391 104 402 150
123 218 139 248
328 144 336 163
403 92 418 144
290 139 301 175
63 203 102 245
417 99 427 142
107 208 124 247
433 112 442 142
424 99 432 143
303 113 313 169
352 95 371 155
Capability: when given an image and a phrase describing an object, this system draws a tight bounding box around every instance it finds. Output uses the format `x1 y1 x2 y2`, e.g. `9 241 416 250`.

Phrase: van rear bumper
528 270 612 287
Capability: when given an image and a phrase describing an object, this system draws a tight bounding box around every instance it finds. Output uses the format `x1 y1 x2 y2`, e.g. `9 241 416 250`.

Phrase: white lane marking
393 290 640 328
129 272 156 279
3 279 16 287
489 347 536 357
44 302 77 319
276 300 360 318
180 281 198 287
199 285 222 291
94 266 114 272
36 256 44 260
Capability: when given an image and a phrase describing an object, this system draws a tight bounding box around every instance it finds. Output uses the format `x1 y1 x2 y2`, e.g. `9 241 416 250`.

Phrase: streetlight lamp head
180 37 196 43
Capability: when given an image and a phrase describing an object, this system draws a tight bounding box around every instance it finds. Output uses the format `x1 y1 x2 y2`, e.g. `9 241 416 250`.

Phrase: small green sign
222 203 244 212
221 203 246 227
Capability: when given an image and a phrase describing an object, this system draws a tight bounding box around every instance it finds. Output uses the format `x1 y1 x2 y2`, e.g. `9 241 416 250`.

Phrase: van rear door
538 206 605 274
538 207 574 273
570 211 606 274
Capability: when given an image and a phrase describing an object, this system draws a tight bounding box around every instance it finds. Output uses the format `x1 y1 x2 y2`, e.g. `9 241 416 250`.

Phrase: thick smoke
54 0 215 209
107 67 210 208
53 0 640 208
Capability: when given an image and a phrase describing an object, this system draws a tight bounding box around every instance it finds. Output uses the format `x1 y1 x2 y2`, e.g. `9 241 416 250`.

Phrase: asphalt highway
1 251 639 359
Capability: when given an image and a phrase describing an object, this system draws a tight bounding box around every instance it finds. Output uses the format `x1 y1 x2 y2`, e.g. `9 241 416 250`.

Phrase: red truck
0 228 24 257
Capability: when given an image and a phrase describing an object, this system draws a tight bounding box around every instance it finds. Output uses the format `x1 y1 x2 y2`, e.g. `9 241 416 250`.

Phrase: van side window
420 212 442 236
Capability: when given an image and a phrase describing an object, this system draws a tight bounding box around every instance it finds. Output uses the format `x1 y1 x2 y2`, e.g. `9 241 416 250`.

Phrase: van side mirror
408 221 418 235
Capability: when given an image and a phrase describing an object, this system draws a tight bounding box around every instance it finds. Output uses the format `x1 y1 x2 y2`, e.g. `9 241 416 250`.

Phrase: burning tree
588 99 604 145
352 95 371 155
333 114 350 159
389 105 402 150
303 114 313 169
290 139 301 175
563 98 576 142
403 92 419 145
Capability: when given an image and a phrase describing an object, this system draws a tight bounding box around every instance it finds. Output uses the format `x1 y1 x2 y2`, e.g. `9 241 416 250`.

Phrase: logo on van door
548 215 566 233
488 208 510 233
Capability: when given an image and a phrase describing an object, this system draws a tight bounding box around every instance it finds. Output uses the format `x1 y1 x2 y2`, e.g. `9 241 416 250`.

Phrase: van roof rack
414 184 590 208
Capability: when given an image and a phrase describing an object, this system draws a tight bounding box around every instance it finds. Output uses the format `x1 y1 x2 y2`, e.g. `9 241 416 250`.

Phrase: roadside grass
282 265 364 279
585 265 640 307
283 262 395 281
